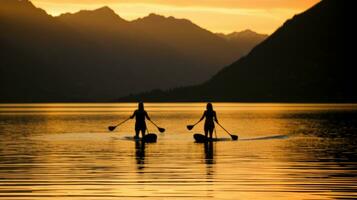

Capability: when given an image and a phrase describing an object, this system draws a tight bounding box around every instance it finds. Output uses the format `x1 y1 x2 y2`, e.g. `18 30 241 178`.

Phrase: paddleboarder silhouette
198 103 218 139
130 102 151 138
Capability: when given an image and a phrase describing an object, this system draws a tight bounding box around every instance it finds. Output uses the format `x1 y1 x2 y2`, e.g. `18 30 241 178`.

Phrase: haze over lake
0 103 356 200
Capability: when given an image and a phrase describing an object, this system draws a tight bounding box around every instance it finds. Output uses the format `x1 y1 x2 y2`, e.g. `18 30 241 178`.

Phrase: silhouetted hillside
132 14 242 71
120 0 354 102
0 0 264 102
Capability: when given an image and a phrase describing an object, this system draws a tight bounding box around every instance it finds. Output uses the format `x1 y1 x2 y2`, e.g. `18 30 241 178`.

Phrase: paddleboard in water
123 133 157 143
193 133 234 143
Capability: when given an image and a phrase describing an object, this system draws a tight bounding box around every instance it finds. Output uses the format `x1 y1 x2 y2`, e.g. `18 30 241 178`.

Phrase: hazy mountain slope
120 0 353 102
0 0 270 102
132 14 244 71
217 30 268 55
0 1 198 102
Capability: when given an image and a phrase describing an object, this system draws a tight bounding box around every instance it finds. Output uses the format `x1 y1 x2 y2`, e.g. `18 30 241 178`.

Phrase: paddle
216 122 238 140
187 121 200 130
149 120 165 133
108 117 130 131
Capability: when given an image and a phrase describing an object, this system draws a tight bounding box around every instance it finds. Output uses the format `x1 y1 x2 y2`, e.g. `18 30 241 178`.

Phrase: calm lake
0 103 356 200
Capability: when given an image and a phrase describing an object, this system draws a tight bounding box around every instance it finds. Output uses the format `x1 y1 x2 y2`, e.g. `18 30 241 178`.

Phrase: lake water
0 103 356 200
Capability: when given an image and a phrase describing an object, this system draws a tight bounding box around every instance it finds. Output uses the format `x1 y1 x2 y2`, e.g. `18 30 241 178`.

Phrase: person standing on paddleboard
130 102 151 138
198 103 218 139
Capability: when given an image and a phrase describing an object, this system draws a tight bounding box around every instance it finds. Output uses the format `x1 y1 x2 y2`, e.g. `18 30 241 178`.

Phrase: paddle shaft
115 117 130 127
149 119 159 128
216 122 233 136
149 120 165 132
192 121 201 128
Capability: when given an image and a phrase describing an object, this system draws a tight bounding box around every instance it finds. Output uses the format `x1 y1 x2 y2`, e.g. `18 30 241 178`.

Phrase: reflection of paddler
204 141 214 160
135 140 145 169
204 141 215 175
130 102 150 138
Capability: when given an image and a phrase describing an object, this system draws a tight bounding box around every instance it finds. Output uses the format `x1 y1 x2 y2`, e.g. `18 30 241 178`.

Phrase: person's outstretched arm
130 110 136 119
197 111 206 123
145 111 151 121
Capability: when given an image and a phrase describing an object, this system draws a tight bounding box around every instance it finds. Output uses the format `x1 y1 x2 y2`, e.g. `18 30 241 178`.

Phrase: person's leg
135 129 140 139
135 123 141 138
209 127 213 139
204 124 208 138
141 127 146 138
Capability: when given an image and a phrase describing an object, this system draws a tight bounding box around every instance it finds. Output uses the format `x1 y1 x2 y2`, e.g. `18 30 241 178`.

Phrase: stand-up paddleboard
124 133 157 143
193 133 235 143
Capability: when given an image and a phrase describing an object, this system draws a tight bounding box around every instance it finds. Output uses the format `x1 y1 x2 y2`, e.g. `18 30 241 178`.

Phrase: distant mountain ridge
120 0 354 102
58 7 129 28
0 0 266 102
217 30 268 55
131 13 245 71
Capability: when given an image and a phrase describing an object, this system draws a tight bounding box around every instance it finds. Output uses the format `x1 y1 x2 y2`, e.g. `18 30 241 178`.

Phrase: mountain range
217 30 268 55
120 0 354 102
0 0 267 102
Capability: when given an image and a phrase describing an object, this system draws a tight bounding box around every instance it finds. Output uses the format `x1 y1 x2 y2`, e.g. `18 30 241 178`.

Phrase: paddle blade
231 134 238 141
108 126 116 131
158 127 165 133
187 125 194 130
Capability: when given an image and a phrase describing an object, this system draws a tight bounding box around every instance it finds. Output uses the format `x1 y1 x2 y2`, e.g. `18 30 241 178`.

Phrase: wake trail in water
240 134 288 141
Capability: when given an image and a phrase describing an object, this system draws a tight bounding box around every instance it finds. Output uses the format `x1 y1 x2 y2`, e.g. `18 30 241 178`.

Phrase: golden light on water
0 103 356 199
30 0 320 34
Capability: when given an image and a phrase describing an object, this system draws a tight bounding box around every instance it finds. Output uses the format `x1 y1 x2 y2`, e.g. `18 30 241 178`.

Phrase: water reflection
0 103 357 200
277 136 357 198
272 110 357 199
204 141 215 164
204 141 215 177
135 141 146 170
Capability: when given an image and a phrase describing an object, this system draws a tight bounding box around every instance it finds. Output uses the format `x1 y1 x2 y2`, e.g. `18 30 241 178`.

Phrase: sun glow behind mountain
31 0 320 34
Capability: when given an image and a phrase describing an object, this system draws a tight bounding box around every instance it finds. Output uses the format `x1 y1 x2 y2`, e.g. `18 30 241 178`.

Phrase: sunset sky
31 0 320 34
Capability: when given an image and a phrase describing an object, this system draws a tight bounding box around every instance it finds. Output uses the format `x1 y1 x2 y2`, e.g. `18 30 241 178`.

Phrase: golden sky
31 0 320 34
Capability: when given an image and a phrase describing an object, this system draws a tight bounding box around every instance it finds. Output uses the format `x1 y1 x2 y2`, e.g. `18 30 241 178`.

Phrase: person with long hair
197 103 218 139
130 102 151 138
